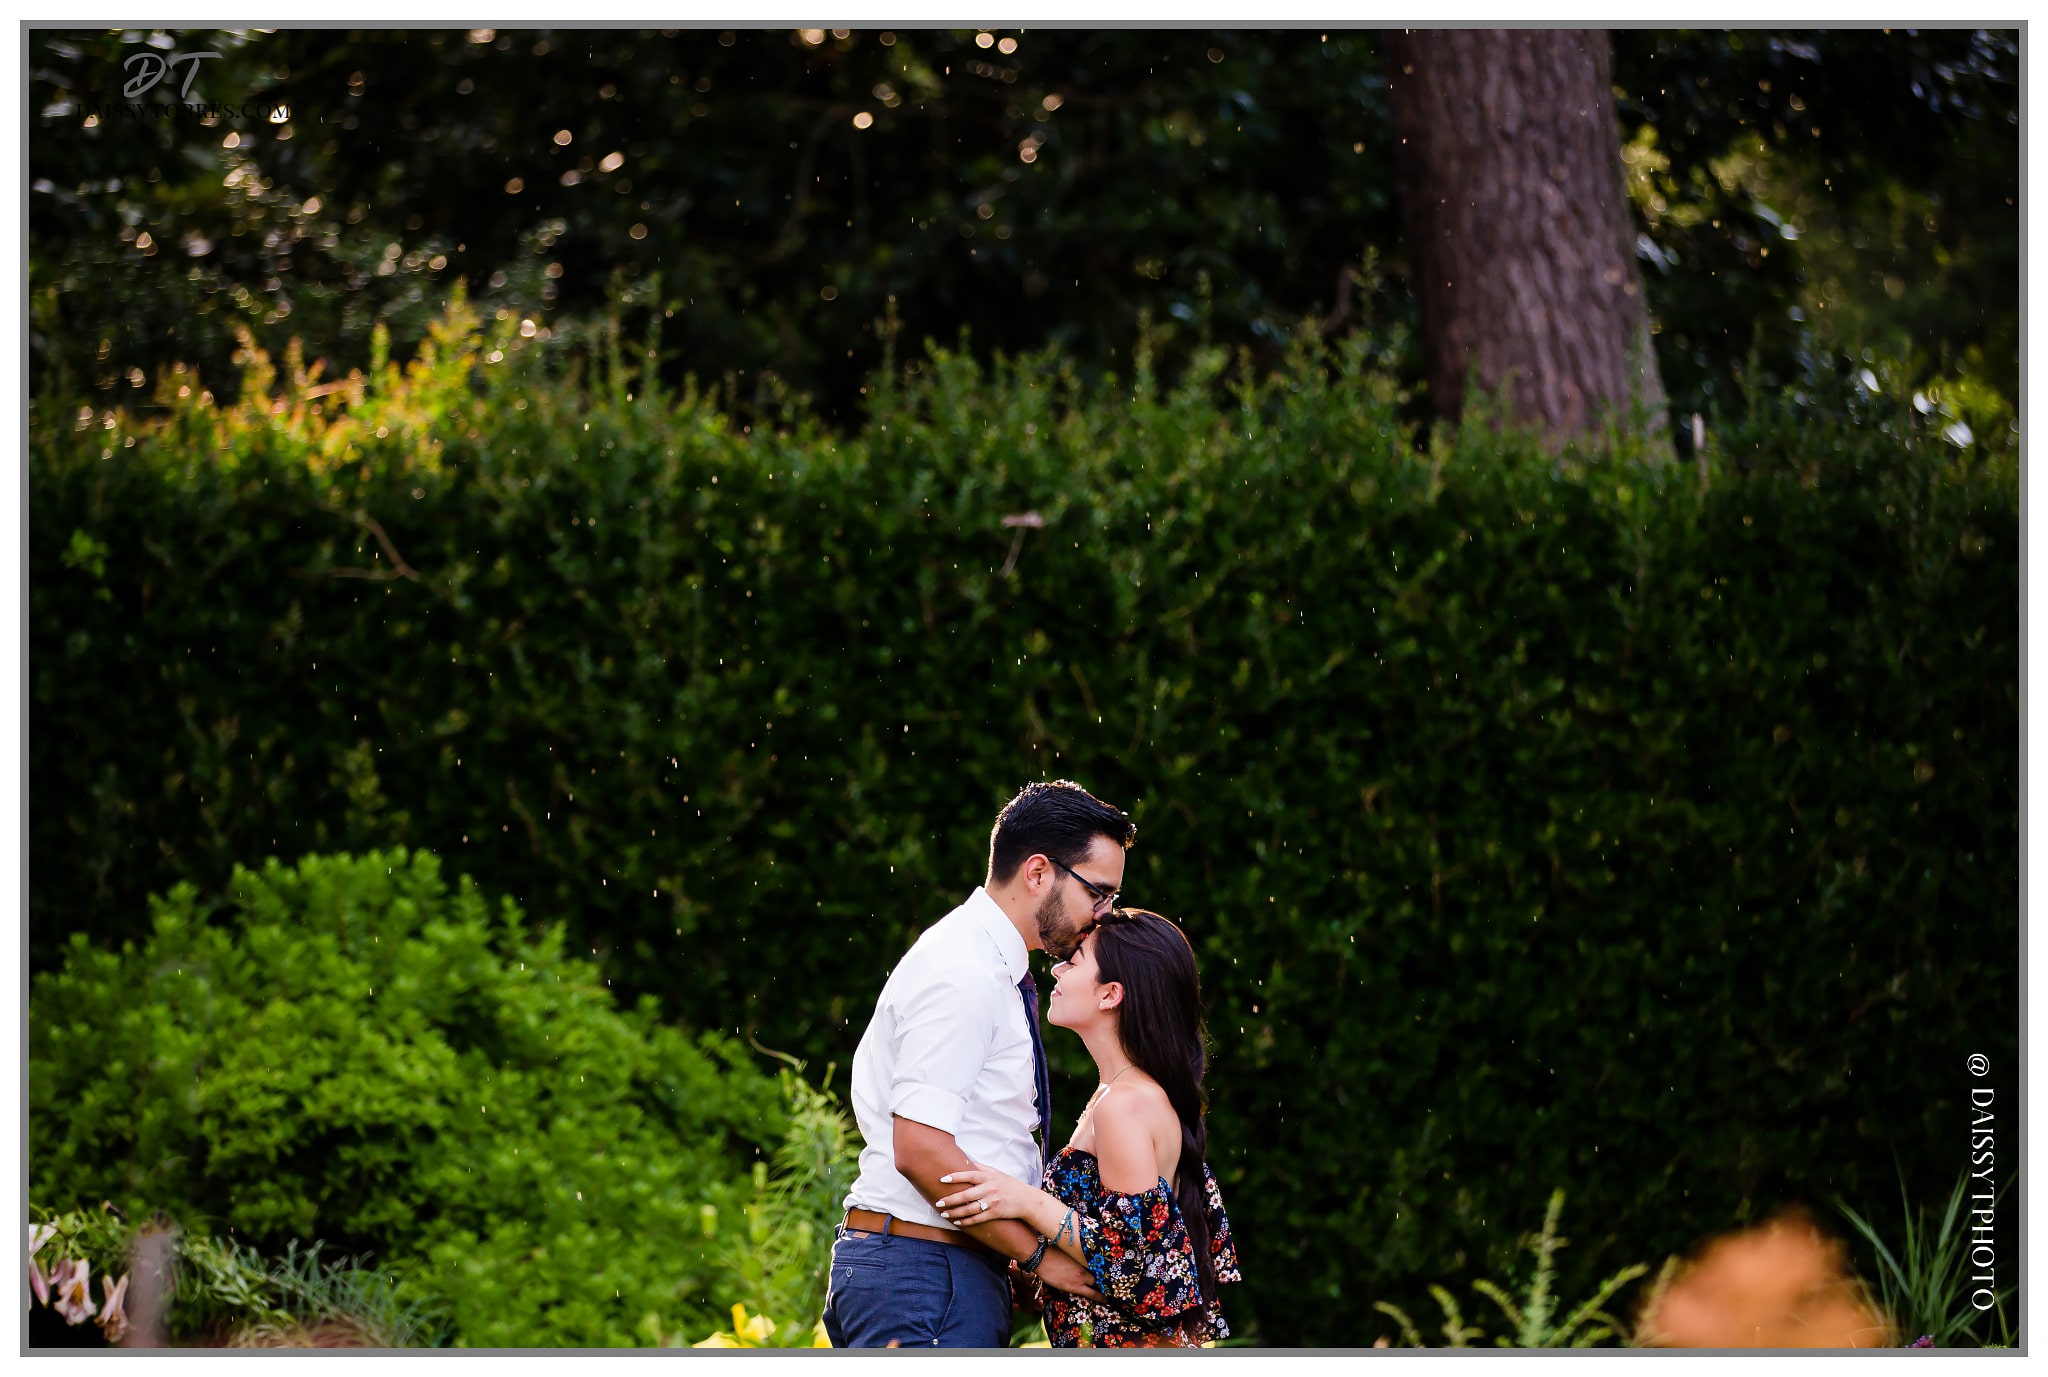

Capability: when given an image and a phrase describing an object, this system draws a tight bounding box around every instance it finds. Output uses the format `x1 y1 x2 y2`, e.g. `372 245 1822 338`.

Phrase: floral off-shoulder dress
1039 1146 1242 1347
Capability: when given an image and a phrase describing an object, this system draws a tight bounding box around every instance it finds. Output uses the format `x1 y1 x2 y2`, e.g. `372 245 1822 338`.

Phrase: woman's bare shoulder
1093 1075 1174 1123
1092 1077 1179 1176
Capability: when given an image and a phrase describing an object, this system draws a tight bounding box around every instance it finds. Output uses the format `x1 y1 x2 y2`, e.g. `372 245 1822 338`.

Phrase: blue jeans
821 1222 1013 1348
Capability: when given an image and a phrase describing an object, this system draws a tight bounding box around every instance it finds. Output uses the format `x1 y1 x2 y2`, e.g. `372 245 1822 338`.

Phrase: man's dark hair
987 779 1136 884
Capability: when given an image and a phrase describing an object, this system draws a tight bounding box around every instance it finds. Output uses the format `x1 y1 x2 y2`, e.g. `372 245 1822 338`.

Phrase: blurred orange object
1638 1208 1894 1348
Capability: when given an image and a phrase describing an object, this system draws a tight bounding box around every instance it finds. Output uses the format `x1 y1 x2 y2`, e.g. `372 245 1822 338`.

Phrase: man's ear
1025 853 1052 893
1098 981 1125 1011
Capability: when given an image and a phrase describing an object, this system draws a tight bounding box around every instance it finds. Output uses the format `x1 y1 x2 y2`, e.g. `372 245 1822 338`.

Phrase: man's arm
894 1116 1101 1301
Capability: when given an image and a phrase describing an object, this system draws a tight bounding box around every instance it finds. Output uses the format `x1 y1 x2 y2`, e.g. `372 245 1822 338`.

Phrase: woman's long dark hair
1088 907 1218 1304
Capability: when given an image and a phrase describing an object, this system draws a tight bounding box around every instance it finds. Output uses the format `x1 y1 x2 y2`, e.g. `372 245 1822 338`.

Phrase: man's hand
1006 1262 1045 1316
1033 1248 1100 1300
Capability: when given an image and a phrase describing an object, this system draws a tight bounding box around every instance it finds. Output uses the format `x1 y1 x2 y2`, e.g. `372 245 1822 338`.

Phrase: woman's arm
1067 1089 1212 1326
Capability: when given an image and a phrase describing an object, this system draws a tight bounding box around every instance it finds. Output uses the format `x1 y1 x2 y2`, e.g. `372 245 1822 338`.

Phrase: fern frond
1472 1277 1523 1335
1429 1283 1481 1347
1550 1262 1649 1346
1517 1187 1569 1345
1627 1254 1686 1347
1373 1299 1424 1349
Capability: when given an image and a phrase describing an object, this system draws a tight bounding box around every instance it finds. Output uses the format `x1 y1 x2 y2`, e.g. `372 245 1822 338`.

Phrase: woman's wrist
1018 1187 1068 1238
1049 1206 1090 1268
1017 1191 1092 1268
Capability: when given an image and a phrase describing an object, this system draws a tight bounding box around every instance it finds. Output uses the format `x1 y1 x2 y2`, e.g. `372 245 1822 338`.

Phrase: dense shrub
30 305 2017 1344
29 848 791 1346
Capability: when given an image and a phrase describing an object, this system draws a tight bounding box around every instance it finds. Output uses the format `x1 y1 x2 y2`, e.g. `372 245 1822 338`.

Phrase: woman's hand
934 1164 1034 1225
940 1165 1098 1288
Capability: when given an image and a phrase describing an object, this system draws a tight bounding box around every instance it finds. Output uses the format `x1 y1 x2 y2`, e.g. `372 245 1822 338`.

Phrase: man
821 780 1136 1348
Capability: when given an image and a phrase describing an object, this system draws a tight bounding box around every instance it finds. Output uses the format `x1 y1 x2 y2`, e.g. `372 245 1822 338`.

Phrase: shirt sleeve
884 959 996 1136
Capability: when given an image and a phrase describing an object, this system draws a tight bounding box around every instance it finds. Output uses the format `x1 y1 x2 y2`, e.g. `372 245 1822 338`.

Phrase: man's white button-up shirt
841 886 1043 1229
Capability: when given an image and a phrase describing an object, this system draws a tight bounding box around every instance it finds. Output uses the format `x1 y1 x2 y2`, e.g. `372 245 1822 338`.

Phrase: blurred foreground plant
1373 1189 1651 1347
1010 1316 1052 1347
1835 1168 2015 1348
30 1201 443 1347
1636 1208 1891 1348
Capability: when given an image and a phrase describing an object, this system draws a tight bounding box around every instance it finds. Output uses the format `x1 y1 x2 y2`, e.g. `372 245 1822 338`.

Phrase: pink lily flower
51 1256 98 1325
98 1272 132 1344
28 1224 57 1306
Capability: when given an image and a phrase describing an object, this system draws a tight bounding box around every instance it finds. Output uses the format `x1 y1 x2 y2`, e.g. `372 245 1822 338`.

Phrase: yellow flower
811 1318 832 1348
691 1303 781 1348
734 1303 777 1343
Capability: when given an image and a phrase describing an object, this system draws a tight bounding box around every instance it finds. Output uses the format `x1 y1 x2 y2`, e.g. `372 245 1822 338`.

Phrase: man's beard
1035 884 1087 962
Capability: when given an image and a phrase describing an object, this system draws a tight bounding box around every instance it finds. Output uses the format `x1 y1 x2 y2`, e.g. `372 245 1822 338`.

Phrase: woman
934 908 1239 1347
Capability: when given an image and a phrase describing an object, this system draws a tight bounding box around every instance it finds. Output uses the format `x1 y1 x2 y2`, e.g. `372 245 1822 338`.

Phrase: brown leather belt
843 1208 996 1254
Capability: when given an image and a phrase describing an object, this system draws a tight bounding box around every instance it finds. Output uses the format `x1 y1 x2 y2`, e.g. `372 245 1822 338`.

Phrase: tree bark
1385 29 1669 448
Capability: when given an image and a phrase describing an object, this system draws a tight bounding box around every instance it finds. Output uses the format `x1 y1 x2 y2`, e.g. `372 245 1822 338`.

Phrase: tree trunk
1384 29 1669 448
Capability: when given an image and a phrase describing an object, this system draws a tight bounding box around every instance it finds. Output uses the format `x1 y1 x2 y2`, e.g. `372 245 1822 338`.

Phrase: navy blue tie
1018 972 1053 1154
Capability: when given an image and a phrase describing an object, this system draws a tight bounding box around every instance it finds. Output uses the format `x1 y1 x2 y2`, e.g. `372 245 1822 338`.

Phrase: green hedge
31 307 2017 1344
30 848 791 1346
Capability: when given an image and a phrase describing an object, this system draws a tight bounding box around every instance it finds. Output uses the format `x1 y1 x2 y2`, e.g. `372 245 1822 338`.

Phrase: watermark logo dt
123 49 222 100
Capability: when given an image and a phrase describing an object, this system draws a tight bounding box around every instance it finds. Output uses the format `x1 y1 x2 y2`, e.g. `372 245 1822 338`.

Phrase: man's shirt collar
963 885 1030 984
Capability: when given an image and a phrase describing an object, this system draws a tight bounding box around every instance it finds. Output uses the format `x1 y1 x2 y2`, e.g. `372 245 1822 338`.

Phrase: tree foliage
30 27 2016 428
1613 28 2018 410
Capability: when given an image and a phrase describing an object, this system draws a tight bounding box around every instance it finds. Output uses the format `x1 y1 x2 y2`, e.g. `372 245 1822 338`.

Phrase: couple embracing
821 781 1241 1349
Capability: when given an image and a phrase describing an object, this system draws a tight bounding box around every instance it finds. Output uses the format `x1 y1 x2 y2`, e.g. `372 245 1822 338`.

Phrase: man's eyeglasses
1047 856 1120 912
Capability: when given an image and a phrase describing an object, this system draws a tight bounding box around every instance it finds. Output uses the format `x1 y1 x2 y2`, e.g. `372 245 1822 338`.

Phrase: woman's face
1047 929 1116 1031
